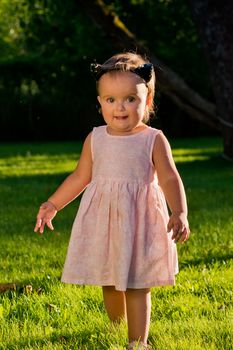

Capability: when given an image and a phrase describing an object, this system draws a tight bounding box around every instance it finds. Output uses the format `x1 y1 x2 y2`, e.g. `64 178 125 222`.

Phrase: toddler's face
97 71 150 135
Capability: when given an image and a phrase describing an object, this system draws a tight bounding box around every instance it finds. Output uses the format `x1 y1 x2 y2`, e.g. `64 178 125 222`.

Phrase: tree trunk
188 0 233 159
77 0 220 130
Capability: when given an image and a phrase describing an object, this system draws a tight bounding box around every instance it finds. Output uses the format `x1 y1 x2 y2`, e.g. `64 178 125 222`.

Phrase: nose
116 101 125 112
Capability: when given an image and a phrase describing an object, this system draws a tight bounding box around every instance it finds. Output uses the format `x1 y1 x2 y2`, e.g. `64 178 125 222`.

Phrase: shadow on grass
0 141 83 159
5 334 73 350
4 329 113 350
176 153 233 173
180 253 233 269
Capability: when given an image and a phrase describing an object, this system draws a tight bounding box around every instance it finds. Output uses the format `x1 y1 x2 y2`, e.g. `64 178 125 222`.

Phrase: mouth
114 116 128 120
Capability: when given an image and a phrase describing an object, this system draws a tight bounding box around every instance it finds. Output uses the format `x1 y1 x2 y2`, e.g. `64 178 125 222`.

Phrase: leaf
47 303 60 313
0 283 17 293
24 285 33 294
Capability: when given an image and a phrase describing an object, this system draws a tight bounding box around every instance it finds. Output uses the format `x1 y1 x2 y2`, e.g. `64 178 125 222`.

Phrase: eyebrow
101 92 138 98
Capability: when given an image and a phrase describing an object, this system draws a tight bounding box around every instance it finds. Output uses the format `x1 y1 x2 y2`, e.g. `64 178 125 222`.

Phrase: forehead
98 71 147 96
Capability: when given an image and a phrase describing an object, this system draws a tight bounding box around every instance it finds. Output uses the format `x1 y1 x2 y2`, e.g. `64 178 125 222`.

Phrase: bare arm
47 132 93 210
34 132 93 233
153 132 190 243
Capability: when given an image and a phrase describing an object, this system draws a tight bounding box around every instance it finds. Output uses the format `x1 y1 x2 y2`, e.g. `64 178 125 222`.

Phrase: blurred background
0 0 232 157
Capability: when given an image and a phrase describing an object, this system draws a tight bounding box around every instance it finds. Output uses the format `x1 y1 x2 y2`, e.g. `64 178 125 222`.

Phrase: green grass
0 138 232 350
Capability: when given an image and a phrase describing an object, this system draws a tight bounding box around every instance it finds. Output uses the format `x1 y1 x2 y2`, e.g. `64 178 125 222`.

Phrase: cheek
101 104 112 116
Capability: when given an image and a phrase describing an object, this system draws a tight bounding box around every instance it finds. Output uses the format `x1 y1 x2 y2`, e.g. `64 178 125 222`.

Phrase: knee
126 288 150 295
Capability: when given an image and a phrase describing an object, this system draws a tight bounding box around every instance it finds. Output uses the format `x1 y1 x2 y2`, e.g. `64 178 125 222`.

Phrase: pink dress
61 125 178 291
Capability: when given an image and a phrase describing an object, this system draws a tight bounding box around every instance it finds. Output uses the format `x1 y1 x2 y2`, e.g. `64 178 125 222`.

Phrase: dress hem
61 277 176 292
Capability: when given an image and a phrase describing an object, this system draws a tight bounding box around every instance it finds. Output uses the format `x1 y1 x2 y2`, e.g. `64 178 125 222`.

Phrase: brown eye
127 96 135 102
107 97 114 103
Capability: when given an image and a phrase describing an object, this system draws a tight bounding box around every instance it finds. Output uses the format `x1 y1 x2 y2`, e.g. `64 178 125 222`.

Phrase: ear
146 92 153 107
97 96 101 105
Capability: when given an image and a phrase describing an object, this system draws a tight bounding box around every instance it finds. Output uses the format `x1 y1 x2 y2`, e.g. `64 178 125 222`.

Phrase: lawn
0 138 232 350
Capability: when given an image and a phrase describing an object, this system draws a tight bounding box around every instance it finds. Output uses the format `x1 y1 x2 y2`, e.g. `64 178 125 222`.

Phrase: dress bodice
91 126 160 184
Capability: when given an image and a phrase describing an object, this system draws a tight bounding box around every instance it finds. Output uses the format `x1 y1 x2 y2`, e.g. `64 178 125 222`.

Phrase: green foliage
0 1 112 141
0 138 232 349
105 0 210 94
0 0 109 61
0 0 26 59
0 0 214 140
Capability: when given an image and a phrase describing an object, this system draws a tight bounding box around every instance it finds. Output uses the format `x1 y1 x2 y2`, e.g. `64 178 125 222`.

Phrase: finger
174 233 182 243
175 234 184 243
171 224 181 239
178 227 190 244
34 219 42 232
47 220 54 231
174 225 186 242
167 219 177 232
181 228 190 243
39 220 46 234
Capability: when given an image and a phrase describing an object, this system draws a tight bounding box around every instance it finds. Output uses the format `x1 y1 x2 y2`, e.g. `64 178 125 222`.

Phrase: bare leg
125 288 151 344
102 286 127 323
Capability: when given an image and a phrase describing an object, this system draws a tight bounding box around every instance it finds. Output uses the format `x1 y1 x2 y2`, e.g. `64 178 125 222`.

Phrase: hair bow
90 63 154 83
90 63 104 81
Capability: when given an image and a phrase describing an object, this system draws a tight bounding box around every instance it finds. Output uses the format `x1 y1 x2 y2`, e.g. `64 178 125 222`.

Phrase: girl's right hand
34 201 58 234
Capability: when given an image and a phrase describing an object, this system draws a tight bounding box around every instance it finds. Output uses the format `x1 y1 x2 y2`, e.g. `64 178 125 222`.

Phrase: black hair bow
90 63 154 83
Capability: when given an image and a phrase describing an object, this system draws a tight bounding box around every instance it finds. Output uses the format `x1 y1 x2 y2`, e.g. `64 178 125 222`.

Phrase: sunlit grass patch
171 137 222 163
0 154 78 177
0 142 82 177
172 147 222 163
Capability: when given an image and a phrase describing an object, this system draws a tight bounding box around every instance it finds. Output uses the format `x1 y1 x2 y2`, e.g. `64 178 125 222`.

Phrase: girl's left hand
167 212 190 244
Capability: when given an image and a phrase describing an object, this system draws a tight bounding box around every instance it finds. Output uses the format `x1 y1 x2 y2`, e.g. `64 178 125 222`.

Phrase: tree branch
77 0 220 130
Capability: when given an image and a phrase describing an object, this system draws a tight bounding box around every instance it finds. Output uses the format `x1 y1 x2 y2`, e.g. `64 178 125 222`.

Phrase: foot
127 341 151 349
